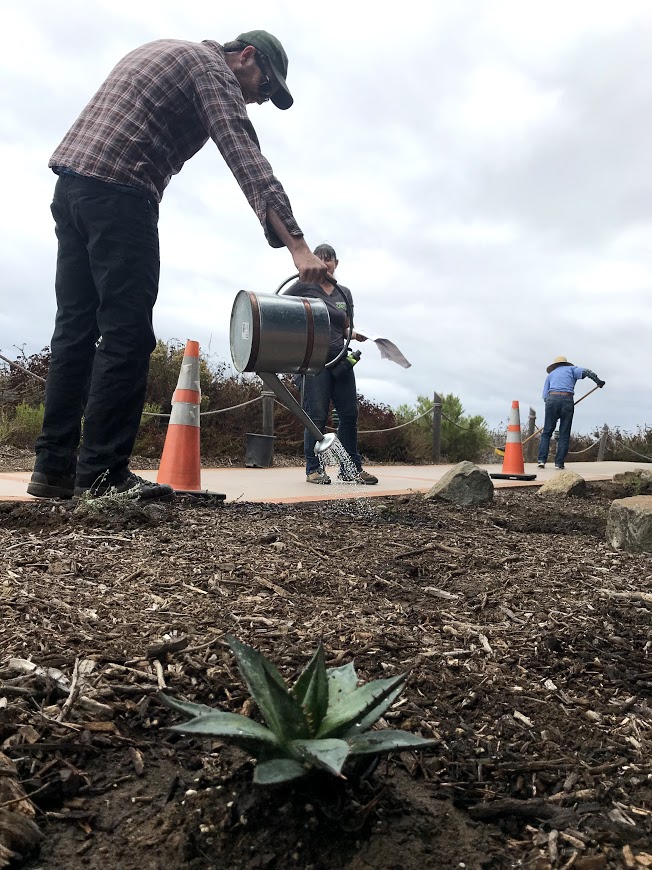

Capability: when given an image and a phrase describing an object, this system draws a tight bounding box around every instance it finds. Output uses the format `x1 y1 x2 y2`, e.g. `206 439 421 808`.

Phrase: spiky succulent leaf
291 644 328 735
348 730 439 756
169 710 281 755
158 693 216 718
338 681 405 739
264 664 311 740
226 635 308 739
326 661 358 707
253 757 307 786
290 738 350 778
317 672 408 739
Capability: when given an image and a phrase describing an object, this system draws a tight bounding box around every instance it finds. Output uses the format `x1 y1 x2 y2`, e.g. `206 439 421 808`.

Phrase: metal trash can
245 433 276 468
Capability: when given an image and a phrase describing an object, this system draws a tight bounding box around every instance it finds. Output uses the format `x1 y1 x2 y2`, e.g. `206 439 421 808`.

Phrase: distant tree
395 393 491 463
438 393 492 462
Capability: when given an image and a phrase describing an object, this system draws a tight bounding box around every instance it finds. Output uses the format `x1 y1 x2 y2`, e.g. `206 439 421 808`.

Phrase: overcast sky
1 0 651 434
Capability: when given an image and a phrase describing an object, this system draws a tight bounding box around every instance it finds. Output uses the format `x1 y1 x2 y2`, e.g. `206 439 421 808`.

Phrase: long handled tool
494 384 602 458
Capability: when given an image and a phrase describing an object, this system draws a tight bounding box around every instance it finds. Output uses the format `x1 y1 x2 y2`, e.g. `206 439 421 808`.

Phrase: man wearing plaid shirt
28 31 327 502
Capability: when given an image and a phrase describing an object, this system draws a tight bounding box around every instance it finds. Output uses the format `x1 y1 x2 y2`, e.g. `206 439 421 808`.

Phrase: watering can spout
258 373 335 455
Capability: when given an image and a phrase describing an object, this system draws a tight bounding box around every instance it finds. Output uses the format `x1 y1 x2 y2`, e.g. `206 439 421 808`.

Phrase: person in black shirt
286 244 378 485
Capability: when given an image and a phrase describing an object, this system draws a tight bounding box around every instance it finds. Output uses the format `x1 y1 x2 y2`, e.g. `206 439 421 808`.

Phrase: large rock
537 470 587 498
612 467 652 493
425 461 493 506
606 495 652 552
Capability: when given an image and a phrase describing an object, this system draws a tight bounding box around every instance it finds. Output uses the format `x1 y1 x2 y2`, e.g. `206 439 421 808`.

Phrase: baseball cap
236 30 293 109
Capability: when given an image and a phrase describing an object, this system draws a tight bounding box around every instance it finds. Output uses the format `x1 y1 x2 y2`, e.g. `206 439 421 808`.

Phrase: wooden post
432 392 442 464
596 423 608 462
261 390 275 437
525 407 536 463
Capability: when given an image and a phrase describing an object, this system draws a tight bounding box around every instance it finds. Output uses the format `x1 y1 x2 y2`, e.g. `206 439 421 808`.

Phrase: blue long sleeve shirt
542 366 600 399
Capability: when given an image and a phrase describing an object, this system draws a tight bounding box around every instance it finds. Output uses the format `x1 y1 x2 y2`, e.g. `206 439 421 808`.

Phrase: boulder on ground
424 461 493 506
606 495 652 552
612 468 652 493
537 470 587 498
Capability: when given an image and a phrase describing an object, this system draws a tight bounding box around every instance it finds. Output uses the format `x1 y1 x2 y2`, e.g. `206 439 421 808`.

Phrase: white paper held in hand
353 326 411 369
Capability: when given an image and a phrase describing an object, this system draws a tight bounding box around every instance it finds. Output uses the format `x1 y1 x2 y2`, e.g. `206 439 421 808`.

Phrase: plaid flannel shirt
49 39 302 247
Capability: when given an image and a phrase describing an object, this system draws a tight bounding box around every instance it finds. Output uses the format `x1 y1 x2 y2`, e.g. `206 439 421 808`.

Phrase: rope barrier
441 411 471 432
274 397 436 435
608 434 652 462
321 403 437 434
142 395 263 419
200 396 263 415
566 436 601 456
3 357 650 460
295 400 476 436
360 404 436 434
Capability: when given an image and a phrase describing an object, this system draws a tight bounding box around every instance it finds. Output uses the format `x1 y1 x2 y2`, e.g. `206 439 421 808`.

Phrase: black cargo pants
34 171 160 488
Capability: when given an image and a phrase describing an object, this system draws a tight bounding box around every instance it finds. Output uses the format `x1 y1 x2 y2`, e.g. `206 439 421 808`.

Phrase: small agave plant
159 635 437 785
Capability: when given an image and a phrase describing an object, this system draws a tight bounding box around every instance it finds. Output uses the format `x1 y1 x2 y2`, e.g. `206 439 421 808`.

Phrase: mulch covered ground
1 480 651 869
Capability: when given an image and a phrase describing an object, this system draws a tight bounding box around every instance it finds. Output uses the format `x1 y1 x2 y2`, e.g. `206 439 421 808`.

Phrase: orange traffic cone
490 401 537 481
157 340 202 492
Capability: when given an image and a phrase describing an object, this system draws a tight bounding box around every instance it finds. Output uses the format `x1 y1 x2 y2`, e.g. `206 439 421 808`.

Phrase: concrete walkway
0 461 647 504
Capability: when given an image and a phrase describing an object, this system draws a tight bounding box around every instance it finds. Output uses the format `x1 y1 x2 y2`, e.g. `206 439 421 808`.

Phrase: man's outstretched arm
266 207 327 285
583 368 606 388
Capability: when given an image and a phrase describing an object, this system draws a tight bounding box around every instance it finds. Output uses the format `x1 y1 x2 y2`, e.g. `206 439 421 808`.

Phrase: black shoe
27 471 75 500
306 471 331 485
555 464 565 470
338 469 379 485
74 472 175 501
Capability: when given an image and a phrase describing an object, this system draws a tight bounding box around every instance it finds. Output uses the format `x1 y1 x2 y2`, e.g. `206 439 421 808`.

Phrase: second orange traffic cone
157 340 202 492
503 400 525 475
490 401 536 481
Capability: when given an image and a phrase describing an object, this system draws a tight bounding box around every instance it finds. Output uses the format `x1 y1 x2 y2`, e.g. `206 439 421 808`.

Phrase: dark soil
1 482 651 869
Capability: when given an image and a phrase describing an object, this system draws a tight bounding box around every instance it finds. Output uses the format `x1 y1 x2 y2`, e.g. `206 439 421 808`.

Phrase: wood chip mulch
0 482 651 869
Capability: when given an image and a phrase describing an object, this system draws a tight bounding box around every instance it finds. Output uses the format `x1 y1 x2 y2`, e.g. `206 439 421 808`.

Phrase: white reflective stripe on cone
506 429 522 443
176 360 200 392
169 402 200 427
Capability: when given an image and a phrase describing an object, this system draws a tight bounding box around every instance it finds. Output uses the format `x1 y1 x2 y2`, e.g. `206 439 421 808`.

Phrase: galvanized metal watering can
229 274 353 454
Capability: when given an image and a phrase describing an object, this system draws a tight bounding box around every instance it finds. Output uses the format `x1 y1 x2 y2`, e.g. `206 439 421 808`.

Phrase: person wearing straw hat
27 31 328 502
537 357 605 470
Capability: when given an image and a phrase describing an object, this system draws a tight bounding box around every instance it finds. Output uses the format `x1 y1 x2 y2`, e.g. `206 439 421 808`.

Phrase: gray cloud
1 1 650 437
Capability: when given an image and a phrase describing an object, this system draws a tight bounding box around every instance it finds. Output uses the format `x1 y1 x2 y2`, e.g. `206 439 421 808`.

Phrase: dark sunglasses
254 51 275 100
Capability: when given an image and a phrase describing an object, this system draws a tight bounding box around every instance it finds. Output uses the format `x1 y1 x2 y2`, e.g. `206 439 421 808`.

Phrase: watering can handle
274 273 354 369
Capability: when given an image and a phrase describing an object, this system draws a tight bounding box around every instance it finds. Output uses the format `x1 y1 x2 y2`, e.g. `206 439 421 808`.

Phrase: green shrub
439 394 492 462
0 403 44 447
160 636 437 786
355 395 412 462
395 393 492 463
133 403 167 457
